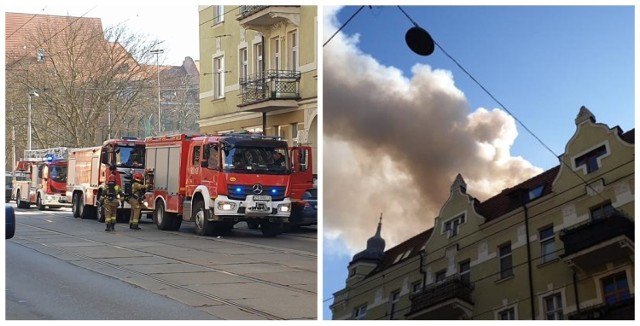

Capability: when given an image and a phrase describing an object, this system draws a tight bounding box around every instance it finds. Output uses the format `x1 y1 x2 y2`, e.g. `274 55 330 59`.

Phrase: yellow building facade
198 5 318 174
331 107 634 320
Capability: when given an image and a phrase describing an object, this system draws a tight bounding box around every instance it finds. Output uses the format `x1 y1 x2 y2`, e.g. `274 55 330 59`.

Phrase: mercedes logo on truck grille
252 184 263 194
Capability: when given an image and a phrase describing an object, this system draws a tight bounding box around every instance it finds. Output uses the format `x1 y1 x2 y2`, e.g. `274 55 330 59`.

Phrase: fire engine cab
13 147 71 210
144 132 314 237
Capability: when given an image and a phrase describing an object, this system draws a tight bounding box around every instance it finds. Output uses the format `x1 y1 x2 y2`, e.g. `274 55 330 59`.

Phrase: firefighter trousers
128 198 142 226
104 198 119 225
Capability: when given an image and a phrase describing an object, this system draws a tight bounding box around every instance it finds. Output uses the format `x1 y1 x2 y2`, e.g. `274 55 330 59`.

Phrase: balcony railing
409 277 474 316
568 296 634 320
239 70 301 106
238 5 268 18
559 211 634 257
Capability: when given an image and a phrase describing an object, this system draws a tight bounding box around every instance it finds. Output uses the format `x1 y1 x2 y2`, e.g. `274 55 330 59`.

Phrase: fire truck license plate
253 195 271 201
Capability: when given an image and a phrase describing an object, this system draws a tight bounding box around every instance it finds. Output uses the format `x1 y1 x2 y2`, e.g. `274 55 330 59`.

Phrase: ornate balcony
407 276 474 320
237 6 300 31
568 296 634 320
238 70 301 112
559 210 634 272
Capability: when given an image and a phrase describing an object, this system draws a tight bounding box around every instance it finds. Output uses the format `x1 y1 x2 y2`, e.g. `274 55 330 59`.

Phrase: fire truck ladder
23 147 71 161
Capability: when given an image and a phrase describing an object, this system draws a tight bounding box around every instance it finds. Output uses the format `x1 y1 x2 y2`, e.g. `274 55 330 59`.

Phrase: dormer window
36 48 46 62
528 184 544 201
443 214 465 238
574 144 607 173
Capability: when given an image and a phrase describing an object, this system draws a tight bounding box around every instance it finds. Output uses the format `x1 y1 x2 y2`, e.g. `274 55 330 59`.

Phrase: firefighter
128 172 145 230
101 171 120 232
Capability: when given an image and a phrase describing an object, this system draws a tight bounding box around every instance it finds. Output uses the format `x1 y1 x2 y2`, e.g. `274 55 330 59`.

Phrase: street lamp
150 49 164 134
27 90 39 151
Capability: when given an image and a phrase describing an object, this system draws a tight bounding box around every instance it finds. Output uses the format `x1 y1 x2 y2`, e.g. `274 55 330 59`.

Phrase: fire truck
66 137 149 222
143 132 314 237
13 147 71 210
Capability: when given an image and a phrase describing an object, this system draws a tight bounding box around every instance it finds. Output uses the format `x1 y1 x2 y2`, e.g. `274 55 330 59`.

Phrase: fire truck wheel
261 221 282 237
193 200 215 236
16 191 29 209
154 201 181 231
37 195 46 211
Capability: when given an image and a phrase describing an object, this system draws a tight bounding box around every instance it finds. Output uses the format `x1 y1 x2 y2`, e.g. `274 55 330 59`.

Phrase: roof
368 128 634 275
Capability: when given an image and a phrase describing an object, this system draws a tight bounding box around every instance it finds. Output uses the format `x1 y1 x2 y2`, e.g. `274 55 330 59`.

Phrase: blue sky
322 5 634 319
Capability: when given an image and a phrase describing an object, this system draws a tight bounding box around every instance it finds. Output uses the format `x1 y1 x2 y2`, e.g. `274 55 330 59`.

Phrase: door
289 146 314 200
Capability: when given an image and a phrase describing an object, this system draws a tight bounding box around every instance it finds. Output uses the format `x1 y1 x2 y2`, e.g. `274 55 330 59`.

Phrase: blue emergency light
44 154 56 162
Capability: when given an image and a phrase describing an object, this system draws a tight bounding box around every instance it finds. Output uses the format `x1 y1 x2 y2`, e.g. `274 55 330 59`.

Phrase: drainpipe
573 272 580 314
523 202 536 319
261 35 267 136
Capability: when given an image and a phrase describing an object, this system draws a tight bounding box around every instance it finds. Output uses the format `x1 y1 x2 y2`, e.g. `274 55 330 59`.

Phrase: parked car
5 172 28 203
6 205 16 239
287 188 317 229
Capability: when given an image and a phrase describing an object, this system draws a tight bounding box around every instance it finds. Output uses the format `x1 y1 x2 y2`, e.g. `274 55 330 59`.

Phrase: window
239 47 248 83
353 304 367 320
444 214 465 237
389 290 400 320
213 56 225 99
435 270 446 283
288 30 298 70
459 260 471 283
192 146 201 165
590 201 614 220
528 184 544 201
254 42 263 79
574 145 607 173
499 242 513 279
271 36 280 70
498 307 515 320
539 226 556 263
544 293 563 320
213 5 224 24
412 281 422 294
601 272 630 304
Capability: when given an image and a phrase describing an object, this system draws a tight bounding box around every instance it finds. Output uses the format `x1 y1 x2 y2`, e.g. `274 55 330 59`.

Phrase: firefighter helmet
133 172 143 182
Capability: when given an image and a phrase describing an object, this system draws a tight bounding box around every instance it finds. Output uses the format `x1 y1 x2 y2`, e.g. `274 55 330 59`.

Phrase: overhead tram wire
395 5 614 205
5 6 48 40
323 5 367 47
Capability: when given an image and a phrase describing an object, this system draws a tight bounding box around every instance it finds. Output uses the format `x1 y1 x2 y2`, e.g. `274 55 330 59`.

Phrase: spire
451 173 467 193
351 213 386 264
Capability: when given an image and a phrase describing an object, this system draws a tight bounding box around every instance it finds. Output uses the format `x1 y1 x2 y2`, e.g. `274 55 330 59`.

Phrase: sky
322 5 634 320
3 0 202 66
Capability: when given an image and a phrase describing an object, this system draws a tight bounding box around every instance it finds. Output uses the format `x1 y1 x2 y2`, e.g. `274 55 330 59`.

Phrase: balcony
559 211 634 272
238 70 301 112
237 6 300 31
406 277 474 320
568 296 634 320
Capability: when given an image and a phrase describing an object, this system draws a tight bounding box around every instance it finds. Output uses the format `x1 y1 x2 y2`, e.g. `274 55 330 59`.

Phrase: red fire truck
13 147 71 210
143 132 314 237
66 137 148 222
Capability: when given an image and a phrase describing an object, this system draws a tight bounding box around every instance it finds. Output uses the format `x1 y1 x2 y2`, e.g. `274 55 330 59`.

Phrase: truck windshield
116 145 145 168
222 146 289 175
49 166 67 183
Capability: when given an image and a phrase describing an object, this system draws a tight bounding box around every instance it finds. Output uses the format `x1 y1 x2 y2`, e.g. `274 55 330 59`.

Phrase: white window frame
254 42 263 79
442 213 466 238
539 225 556 264
499 242 513 279
353 304 367 320
459 259 471 283
543 293 563 320
213 5 224 25
213 55 225 99
412 281 422 294
388 290 400 320
288 29 298 71
271 36 280 70
239 47 248 83
495 304 518 320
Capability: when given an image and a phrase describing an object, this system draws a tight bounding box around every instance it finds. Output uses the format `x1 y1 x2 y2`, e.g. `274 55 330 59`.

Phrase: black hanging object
405 26 435 56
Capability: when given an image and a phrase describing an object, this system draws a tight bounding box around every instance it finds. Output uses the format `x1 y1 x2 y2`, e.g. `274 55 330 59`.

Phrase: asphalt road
5 205 317 320
5 241 218 320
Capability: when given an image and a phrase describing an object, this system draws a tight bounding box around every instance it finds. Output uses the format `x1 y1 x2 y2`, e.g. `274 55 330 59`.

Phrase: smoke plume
323 7 542 253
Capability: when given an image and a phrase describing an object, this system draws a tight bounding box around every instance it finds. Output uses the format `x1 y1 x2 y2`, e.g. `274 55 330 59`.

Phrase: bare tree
5 14 163 169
